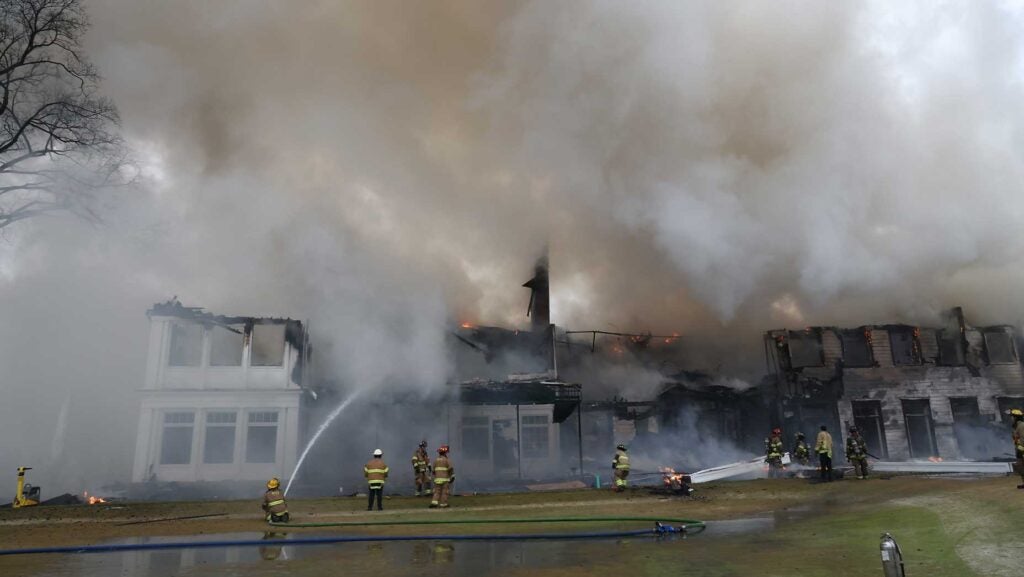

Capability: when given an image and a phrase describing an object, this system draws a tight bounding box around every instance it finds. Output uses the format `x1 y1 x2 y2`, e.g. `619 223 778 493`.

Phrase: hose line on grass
0 516 706 557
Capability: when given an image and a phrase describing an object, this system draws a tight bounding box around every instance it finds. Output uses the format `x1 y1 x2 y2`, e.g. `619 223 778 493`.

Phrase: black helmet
616 444 627 451
795 432 805 439
849 426 858 433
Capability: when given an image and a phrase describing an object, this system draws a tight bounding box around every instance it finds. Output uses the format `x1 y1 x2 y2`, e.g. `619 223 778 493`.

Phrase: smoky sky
4 0 1024 492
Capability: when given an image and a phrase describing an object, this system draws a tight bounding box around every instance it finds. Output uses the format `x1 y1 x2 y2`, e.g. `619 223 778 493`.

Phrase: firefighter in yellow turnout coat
364 449 389 511
430 445 455 508
262 478 289 523
612 444 630 492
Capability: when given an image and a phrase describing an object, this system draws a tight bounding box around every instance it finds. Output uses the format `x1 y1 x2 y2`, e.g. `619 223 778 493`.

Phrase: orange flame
83 491 106 505
659 467 687 486
459 322 474 329
927 456 944 463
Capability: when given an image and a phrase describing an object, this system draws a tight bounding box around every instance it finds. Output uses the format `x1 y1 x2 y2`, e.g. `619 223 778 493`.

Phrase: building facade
131 301 305 483
766 308 1024 461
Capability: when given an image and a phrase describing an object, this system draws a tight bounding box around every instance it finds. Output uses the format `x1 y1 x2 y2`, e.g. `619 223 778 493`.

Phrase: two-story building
766 307 1024 461
130 300 306 483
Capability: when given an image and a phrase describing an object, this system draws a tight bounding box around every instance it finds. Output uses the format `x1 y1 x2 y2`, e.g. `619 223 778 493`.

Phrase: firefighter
412 440 431 497
430 445 455 508
764 428 785 478
846 426 869 479
1011 408 1024 489
815 425 834 482
364 449 389 511
612 444 630 492
792 432 810 467
262 477 289 523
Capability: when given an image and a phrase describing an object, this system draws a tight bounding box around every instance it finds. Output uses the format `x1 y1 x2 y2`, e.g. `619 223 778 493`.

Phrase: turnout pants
415 469 430 495
851 458 869 478
367 486 383 510
432 481 450 507
1016 451 1024 485
614 469 629 490
819 453 833 481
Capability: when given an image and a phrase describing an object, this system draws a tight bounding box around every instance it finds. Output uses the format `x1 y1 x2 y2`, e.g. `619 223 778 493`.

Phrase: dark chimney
523 254 550 333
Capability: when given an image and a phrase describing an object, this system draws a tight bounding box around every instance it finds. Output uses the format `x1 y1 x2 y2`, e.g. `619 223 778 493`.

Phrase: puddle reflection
27 518 773 577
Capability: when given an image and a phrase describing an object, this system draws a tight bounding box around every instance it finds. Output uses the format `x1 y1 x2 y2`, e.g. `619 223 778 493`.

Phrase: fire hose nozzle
654 522 687 534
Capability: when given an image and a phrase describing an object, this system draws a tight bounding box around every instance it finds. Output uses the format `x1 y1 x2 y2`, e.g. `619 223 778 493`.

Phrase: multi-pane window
521 415 550 458
246 411 279 463
209 325 244 366
462 416 490 460
203 412 237 464
160 412 195 464
251 325 286 366
168 324 203 366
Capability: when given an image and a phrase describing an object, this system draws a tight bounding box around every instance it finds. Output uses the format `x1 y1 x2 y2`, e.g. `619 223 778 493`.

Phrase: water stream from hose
285 390 361 496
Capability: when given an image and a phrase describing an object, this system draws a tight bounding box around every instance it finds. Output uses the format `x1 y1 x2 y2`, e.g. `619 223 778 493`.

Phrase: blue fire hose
0 522 699 557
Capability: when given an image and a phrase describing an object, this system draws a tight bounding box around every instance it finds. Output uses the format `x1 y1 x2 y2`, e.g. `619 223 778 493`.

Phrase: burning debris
658 467 693 495
84 491 107 505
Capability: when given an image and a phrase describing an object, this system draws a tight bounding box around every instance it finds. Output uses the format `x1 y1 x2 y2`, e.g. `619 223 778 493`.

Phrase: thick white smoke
3 0 1024 493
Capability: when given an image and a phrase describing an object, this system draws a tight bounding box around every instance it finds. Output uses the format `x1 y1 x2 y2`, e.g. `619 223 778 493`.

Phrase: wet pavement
24 518 777 577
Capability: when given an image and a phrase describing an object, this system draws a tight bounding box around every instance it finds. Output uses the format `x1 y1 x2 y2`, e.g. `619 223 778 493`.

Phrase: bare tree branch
0 0 126 230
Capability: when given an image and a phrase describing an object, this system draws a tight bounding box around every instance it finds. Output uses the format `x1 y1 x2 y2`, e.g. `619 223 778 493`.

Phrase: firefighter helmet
849 426 859 433
796 432 805 439
267 477 280 490
771 427 782 436
616 444 627 451
438 445 449 455
1011 408 1023 417
373 449 383 457
419 439 428 447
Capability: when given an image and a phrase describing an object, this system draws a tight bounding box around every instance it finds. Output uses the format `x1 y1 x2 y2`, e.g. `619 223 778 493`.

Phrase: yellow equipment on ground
13 466 40 508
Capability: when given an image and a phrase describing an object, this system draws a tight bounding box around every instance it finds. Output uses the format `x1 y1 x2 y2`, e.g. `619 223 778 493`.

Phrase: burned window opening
851 400 888 459
984 330 1017 364
168 324 202 367
997 397 1024 426
840 329 873 367
787 330 823 368
251 324 286 367
209 325 244 366
949 397 987 460
888 327 921 366
937 329 965 366
901 399 937 458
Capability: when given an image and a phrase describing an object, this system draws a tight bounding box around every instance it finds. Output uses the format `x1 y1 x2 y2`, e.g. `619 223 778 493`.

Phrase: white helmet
373 449 383 457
